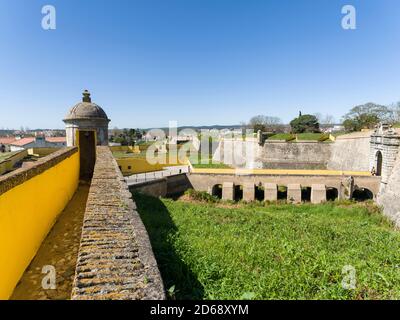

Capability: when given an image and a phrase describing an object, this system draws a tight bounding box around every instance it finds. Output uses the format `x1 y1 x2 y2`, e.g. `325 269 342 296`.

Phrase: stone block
264 183 277 201
287 184 301 204
311 184 326 204
243 183 255 201
222 182 235 201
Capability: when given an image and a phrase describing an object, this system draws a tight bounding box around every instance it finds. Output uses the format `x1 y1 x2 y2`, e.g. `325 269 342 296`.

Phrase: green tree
342 102 393 132
290 114 320 133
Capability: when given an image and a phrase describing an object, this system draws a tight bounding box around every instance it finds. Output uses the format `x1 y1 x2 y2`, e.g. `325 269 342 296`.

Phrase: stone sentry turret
63 90 110 147
370 123 400 190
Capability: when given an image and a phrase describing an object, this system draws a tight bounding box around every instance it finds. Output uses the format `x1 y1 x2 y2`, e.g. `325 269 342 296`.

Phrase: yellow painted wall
0 150 80 299
116 156 187 175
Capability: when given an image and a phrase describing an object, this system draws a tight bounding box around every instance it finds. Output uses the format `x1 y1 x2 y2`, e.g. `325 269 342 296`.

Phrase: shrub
184 189 218 203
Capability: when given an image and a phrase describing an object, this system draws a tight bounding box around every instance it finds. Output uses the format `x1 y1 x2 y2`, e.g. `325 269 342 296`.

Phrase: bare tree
314 113 335 126
248 115 283 133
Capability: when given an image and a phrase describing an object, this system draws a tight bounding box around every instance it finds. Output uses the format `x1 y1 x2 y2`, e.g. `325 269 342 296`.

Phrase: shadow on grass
132 192 204 300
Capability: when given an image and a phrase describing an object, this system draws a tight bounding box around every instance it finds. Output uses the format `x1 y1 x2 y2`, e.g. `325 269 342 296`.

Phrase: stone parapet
71 146 165 300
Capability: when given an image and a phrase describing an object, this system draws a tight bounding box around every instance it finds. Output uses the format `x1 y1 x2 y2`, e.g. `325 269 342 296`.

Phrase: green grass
112 151 148 159
296 133 329 141
0 151 18 162
267 133 295 141
191 162 232 169
134 193 400 300
189 155 232 169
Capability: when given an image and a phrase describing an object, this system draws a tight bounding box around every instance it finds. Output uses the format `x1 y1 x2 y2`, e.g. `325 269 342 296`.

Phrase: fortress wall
0 147 79 299
129 173 192 198
187 172 380 196
116 155 188 176
214 134 372 172
327 135 371 171
213 139 263 168
213 139 331 169
378 149 400 227
71 147 165 300
259 142 331 169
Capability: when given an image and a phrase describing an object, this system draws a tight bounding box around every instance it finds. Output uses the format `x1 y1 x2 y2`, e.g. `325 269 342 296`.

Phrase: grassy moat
134 192 400 300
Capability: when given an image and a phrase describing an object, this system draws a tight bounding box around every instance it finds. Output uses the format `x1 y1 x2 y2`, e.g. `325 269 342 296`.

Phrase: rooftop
64 90 110 122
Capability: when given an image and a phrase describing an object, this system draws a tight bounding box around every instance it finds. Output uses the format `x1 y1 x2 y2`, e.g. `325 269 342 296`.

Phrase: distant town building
2 135 66 152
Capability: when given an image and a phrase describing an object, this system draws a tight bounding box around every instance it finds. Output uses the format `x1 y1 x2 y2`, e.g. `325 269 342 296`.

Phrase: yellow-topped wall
0 149 80 299
116 156 188 175
110 145 140 153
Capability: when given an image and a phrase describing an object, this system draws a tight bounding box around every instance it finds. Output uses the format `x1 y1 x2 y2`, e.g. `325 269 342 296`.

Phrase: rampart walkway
71 147 165 300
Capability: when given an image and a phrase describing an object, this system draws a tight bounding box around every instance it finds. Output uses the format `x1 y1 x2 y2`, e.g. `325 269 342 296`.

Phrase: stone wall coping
71 146 165 300
0 147 78 196
189 170 375 177
264 140 328 144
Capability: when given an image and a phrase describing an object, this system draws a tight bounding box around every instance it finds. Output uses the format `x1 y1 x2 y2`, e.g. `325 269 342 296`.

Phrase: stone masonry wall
259 141 331 169
377 148 400 228
71 147 165 300
214 133 373 172
213 139 331 169
327 133 371 171
129 174 192 198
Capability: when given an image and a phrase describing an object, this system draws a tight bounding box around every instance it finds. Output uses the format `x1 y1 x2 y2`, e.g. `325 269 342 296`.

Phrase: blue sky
0 0 399 129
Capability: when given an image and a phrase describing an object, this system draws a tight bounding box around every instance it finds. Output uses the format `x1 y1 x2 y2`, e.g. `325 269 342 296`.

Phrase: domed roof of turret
64 90 110 121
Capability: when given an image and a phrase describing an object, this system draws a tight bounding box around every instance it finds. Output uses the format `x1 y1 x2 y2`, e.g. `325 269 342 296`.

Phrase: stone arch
375 150 383 176
78 130 96 180
277 185 287 200
255 185 265 201
352 188 374 201
326 187 339 201
301 186 312 202
211 184 223 199
234 185 243 201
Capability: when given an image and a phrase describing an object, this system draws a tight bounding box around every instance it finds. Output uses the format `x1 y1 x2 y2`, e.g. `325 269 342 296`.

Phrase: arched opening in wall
255 185 264 201
301 187 312 202
277 185 287 200
78 130 96 181
352 188 374 202
211 184 222 199
326 187 339 201
376 151 383 176
234 185 243 201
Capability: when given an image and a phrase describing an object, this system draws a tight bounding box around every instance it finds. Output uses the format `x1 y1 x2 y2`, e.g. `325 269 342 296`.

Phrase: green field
112 151 147 159
0 151 18 162
189 155 232 169
267 133 295 141
134 193 400 300
296 133 329 141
